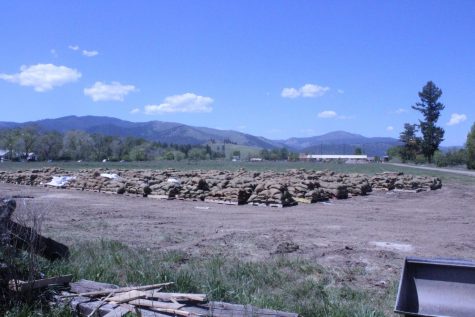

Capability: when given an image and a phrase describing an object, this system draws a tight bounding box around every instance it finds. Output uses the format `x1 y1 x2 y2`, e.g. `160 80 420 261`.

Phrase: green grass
1 160 474 184
1 240 398 317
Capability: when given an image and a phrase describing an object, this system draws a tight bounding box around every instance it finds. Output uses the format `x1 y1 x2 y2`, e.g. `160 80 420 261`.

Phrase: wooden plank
102 306 133 317
8 220 70 260
128 298 185 310
62 282 173 298
148 307 201 317
70 279 119 294
9 275 72 292
75 300 117 317
143 291 207 302
107 290 146 303
131 308 171 317
69 295 92 311
72 299 170 317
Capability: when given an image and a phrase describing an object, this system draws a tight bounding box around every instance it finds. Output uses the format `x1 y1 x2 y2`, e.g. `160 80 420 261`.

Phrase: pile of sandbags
0 167 443 207
247 182 296 207
370 172 442 191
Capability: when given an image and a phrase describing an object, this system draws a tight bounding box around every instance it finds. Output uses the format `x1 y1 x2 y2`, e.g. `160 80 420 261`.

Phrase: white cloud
144 93 213 114
337 89 344 94
0 64 81 92
82 50 99 57
318 110 337 118
447 113 467 126
130 108 140 114
281 83 330 98
387 126 394 131
300 84 328 97
84 81 136 102
68 45 80 51
281 87 300 98
50 49 58 58
317 110 352 120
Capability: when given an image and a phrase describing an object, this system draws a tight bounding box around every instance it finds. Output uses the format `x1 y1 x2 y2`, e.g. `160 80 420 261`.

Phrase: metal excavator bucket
395 257 475 317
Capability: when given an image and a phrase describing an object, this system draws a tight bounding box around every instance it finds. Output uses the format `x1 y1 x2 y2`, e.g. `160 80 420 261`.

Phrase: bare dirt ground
2 180 475 290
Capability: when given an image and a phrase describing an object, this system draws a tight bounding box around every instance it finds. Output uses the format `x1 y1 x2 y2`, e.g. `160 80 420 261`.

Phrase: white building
0 149 8 161
300 154 368 161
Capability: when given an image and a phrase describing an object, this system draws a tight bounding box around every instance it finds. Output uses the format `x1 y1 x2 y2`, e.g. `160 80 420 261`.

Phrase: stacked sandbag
0 168 69 186
177 177 209 200
149 177 182 199
341 173 372 196
370 172 400 190
370 172 442 192
0 167 443 207
205 175 255 204
247 181 296 207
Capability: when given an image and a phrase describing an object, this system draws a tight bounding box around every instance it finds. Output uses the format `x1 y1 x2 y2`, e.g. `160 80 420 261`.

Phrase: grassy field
3 241 395 317
1 160 474 184
1 160 472 316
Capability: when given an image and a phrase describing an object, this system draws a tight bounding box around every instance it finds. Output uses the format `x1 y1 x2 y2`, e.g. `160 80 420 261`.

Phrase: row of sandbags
0 168 442 207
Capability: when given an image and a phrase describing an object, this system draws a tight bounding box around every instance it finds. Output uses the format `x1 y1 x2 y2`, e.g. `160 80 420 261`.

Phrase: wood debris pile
61 279 299 317
0 168 442 207
1 198 69 292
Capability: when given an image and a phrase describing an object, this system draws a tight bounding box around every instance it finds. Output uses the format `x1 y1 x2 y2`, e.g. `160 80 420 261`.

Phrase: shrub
434 149 467 167
467 123 475 169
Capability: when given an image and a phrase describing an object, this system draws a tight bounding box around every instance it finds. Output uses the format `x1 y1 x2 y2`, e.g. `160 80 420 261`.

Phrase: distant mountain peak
0 115 401 156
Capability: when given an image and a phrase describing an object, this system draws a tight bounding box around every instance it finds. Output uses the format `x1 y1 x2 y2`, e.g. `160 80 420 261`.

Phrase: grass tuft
36 240 395 317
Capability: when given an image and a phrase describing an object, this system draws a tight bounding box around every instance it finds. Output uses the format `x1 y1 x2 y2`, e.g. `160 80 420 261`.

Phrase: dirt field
2 179 475 291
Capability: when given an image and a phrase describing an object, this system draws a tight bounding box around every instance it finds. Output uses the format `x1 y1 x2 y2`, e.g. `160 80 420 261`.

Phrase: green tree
173 150 185 161
18 125 39 157
467 122 475 169
386 146 400 160
354 147 363 155
279 147 289 160
90 134 114 161
232 150 241 157
128 144 150 161
0 128 20 160
110 138 125 161
260 149 270 160
63 130 93 160
38 131 63 160
399 123 420 162
412 81 445 163
163 151 175 160
288 152 299 161
188 148 206 160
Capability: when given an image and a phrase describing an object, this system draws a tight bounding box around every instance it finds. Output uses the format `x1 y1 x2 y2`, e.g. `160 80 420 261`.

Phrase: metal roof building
300 154 368 160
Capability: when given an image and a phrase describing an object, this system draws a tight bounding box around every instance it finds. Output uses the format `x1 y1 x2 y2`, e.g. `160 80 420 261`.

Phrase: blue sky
1 1 474 145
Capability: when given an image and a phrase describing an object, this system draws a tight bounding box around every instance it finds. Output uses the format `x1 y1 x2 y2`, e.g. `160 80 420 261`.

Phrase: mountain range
0 115 402 156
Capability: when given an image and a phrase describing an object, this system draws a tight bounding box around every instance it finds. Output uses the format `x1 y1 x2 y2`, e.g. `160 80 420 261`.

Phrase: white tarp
45 176 76 187
100 173 119 179
167 178 181 184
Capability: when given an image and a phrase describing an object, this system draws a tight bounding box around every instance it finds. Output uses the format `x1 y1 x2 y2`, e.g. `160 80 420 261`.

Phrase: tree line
0 126 227 162
389 81 475 169
0 126 299 162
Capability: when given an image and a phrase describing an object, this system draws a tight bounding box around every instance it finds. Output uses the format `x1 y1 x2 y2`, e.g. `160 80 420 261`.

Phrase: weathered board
63 280 299 317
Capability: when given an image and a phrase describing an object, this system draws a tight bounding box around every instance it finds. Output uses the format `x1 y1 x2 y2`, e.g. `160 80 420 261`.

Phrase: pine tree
399 123 420 162
412 81 445 163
